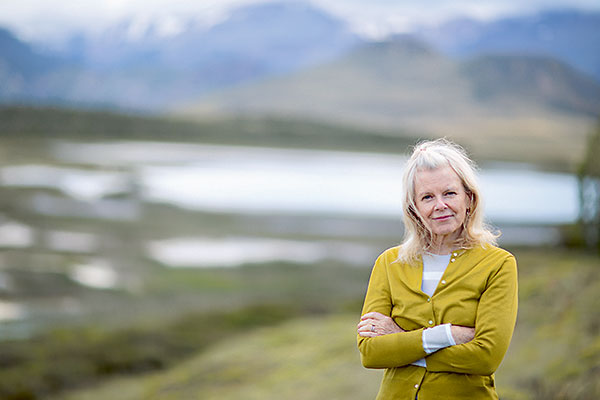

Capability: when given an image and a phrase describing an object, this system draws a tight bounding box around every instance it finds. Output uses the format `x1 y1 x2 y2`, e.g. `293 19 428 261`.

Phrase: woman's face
413 165 470 240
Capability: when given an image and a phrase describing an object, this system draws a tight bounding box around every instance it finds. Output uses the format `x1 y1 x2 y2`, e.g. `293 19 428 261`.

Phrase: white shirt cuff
422 323 455 354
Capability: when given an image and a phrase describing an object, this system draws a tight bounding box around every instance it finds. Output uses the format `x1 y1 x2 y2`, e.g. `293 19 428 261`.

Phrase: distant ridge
181 36 600 169
183 36 600 120
462 54 600 116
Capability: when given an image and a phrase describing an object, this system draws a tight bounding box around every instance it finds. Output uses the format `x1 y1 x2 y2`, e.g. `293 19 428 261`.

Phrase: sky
0 0 599 42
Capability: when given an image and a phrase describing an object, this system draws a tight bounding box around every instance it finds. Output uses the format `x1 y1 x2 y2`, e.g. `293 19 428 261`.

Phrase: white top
412 252 456 368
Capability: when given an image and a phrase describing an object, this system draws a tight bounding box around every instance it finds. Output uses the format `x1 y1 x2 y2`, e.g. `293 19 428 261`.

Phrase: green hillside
180 37 600 171
52 315 382 400
462 55 600 116
0 105 416 156
50 248 600 400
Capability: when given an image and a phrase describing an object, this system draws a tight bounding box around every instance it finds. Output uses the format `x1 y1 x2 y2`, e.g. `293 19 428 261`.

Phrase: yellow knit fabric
357 245 518 400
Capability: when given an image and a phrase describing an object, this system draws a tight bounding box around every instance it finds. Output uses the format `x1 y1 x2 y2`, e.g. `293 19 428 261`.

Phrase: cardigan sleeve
357 251 427 369
425 255 518 375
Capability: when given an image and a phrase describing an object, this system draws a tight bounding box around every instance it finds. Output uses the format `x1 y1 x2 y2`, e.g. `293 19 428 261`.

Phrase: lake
46 140 579 223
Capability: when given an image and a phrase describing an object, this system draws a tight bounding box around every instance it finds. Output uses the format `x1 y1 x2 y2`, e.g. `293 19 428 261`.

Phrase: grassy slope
0 106 416 157
53 315 381 400
497 250 600 399
0 258 377 400
53 248 600 400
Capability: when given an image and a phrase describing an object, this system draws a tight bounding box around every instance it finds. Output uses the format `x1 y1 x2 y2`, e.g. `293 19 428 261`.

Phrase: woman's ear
465 191 474 214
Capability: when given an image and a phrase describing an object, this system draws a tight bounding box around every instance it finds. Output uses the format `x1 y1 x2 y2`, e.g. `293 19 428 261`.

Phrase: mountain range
418 9 600 81
186 36 600 118
181 35 599 166
0 2 598 117
0 2 359 109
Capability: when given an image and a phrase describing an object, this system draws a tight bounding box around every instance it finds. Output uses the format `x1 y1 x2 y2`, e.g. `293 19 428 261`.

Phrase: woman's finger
357 321 378 334
361 311 386 321
357 320 373 329
358 317 377 326
357 321 376 331
360 312 381 320
358 328 381 337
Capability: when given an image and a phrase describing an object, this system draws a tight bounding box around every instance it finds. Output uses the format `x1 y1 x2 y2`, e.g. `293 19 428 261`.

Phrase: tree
578 116 600 250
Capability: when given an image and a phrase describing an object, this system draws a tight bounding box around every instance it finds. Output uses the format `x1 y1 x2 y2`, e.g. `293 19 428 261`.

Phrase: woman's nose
434 198 448 210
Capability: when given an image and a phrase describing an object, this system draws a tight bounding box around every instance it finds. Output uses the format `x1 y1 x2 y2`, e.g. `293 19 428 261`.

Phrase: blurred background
0 0 599 399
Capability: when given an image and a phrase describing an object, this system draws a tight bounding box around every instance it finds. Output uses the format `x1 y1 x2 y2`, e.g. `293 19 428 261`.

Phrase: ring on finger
371 325 375 332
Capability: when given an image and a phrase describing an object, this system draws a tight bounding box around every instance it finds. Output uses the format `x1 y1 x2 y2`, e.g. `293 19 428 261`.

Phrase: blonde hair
398 138 498 263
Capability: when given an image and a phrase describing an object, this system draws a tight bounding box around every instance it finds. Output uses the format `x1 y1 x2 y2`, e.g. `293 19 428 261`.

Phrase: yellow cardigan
357 245 518 400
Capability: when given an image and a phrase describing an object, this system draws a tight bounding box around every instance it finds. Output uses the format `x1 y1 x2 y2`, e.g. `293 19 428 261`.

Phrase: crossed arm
356 312 475 368
356 256 518 375
357 312 474 344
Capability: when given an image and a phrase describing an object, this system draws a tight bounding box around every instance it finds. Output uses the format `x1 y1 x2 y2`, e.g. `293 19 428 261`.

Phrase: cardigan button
427 298 431 302
451 258 455 262
453 252 458 256
441 280 446 284
428 320 433 325
414 384 419 389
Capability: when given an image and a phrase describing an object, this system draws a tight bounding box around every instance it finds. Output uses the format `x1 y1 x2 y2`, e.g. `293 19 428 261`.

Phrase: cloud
0 0 254 41
0 0 598 42
310 0 600 38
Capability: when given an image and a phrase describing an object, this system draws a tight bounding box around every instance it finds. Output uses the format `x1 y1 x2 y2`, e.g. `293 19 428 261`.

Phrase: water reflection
147 236 378 268
0 222 33 247
0 301 26 321
69 258 119 289
1 165 130 200
140 158 579 223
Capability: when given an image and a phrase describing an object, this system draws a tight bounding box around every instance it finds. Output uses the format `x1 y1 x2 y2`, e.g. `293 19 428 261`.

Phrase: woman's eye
445 192 456 196
421 195 432 201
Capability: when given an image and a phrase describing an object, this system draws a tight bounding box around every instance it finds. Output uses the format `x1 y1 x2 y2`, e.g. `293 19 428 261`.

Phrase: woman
357 139 518 399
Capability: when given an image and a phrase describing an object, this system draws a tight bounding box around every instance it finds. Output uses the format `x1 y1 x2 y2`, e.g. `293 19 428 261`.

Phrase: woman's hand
357 312 405 337
450 325 475 345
